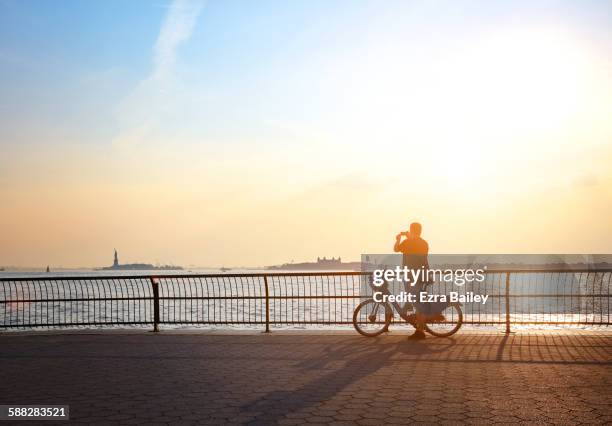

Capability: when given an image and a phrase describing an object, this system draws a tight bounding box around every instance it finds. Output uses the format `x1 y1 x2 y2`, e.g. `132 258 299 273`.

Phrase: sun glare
334 27 598 190
475 29 587 128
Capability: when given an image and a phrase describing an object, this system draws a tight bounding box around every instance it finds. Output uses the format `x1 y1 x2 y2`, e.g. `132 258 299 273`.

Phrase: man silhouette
394 222 429 339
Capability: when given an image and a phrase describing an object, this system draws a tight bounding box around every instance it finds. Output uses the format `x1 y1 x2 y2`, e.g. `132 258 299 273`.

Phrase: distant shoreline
266 261 362 271
98 264 183 271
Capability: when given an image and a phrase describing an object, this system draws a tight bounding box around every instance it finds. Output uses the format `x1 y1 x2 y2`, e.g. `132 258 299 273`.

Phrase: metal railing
1 270 611 332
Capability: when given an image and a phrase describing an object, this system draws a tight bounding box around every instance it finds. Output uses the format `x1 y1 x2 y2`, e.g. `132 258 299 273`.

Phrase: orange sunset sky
1 1 611 267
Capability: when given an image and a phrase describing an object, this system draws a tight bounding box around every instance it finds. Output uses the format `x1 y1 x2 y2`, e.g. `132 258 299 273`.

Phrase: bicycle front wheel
353 299 392 337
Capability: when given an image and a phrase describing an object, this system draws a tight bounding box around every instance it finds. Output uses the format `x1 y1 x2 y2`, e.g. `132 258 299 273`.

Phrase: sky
1 0 611 268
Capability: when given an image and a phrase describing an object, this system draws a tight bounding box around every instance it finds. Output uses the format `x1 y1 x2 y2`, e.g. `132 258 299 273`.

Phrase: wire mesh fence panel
157 276 266 325
0 277 153 328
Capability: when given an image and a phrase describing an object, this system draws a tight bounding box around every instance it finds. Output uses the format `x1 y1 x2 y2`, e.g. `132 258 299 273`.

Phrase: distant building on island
317 256 341 265
266 256 360 271
100 249 183 271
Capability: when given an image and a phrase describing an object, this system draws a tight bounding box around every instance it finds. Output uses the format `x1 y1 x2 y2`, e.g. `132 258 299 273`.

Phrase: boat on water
220 267 231 272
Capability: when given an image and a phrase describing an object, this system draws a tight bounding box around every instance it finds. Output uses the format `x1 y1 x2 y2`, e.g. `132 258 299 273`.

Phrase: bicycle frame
368 280 417 323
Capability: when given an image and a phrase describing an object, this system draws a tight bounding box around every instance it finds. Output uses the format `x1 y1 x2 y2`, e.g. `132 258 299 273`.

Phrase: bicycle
353 277 463 337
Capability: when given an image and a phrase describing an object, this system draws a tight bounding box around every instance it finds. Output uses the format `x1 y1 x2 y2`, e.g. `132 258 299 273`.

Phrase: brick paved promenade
1 330 611 425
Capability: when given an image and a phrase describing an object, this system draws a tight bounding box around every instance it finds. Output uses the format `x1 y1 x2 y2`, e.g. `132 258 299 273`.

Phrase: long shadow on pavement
239 337 456 424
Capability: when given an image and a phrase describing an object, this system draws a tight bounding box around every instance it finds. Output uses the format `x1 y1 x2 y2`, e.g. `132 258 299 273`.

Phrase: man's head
409 222 422 237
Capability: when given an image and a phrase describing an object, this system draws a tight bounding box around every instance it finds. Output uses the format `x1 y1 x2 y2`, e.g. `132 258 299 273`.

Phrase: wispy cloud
113 0 205 147
152 0 204 81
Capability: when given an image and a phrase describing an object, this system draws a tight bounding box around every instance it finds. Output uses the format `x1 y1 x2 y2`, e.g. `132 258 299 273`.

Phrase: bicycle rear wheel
424 303 463 337
353 299 392 337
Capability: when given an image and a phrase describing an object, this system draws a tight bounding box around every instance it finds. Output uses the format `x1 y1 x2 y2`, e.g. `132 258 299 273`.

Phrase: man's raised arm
393 233 403 252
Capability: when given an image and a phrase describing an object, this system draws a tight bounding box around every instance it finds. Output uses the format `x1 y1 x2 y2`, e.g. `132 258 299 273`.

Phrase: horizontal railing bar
496 321 612 325
3 294 610 304
2 269 611 282
3 321 608 328
0 322 154 328
155 321 269 324
159 296 365 300
158 321 612 325
485 294 612 298
440 295 611 298
507 294 611 298
0 271 370 282
158 321 365 324
0 297 154 304
159 294 610 300
485 268 612 273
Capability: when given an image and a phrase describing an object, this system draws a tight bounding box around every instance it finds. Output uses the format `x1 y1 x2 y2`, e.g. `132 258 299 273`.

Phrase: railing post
151 277 160 332
505 272 511 334
264 275 270 333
